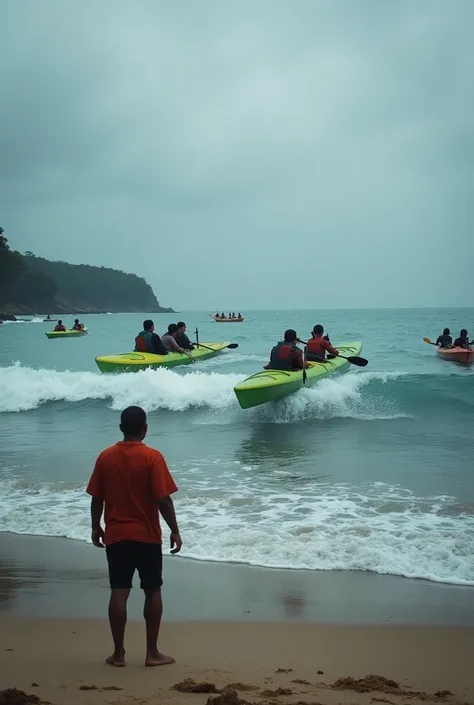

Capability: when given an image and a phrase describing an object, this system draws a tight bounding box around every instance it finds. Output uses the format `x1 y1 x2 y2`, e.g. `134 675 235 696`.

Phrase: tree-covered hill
0 228 173 317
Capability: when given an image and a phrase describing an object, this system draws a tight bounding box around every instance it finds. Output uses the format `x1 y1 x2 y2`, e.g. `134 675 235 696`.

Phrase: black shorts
106 541 163 590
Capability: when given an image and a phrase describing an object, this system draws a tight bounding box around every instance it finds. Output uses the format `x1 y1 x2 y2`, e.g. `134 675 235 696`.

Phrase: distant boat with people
210 312 244 322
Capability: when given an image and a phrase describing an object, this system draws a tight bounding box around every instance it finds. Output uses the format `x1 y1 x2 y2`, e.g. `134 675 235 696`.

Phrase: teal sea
1 309 473 586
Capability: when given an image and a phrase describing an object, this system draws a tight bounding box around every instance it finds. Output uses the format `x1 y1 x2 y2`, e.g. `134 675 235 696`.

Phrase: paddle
423 337 437 346
297 340 368 367
195 342 239 352
193 328 238 352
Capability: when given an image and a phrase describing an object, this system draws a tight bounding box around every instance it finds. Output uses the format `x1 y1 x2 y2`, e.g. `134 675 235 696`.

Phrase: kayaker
237 312 241 319
435 328 453 348
161 324 193 358
306 325 339 361
54 320 66 332
264 329 305 371
175 322 194 350
72 318 84 331
135 320 167 355
453 329 470 349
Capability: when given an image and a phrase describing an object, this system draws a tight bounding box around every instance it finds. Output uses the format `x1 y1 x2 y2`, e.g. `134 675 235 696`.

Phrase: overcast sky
0 1 472 310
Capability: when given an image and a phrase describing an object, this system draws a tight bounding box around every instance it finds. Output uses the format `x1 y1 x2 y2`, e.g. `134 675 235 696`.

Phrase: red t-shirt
86 441 178 546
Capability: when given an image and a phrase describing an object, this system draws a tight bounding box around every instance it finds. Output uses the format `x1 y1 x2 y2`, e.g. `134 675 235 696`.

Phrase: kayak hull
437 347 473 365
234 342 363 409
95 342 230 373
45 328 88 339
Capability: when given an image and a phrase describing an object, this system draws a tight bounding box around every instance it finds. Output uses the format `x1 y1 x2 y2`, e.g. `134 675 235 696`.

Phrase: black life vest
269 341 296 370
135 330 154 353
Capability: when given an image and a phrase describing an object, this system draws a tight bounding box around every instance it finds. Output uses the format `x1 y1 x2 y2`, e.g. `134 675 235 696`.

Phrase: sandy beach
1 534 473 705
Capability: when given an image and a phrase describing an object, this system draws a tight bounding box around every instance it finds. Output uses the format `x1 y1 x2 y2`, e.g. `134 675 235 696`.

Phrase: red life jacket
268 342 297 370
135 330 154 353
307 336 327 358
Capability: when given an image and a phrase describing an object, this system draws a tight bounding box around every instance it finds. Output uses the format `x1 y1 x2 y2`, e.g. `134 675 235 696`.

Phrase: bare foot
145 652 175 667
106 653 125 667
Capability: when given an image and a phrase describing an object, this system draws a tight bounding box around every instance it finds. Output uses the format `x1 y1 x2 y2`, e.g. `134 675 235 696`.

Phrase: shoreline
1 532 473 624
0 309 175 320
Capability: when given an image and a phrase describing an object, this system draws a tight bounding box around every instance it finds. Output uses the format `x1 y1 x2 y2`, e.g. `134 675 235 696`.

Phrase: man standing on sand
86 406 182 668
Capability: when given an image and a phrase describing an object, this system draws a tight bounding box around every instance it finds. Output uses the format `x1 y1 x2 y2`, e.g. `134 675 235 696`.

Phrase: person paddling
453 329 470 349
54 320 66 332
435 328 453 348
175 322 194 350
161 324 193 359
306 325 339 362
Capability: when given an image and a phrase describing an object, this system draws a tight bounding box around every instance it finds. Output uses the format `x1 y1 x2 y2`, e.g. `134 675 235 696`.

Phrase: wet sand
1 533 473 624
0 533 473 705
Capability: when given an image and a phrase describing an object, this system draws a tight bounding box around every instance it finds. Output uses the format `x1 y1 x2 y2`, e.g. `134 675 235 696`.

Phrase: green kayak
234 341 362 409
45 328 88 339
95 342 230 373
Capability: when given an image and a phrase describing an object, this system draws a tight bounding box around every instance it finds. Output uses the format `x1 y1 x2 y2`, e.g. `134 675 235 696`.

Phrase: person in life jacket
453 329 470 349
72 318 84 331
264 329 304 371
54 320 66 332
306 324 339 361
134 319 167 355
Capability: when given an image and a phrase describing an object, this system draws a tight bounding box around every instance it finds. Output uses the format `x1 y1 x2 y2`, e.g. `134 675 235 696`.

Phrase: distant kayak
437 346 473 366
95 341 231 373
45 328 88 339
234 342 362 409
43 319 58 322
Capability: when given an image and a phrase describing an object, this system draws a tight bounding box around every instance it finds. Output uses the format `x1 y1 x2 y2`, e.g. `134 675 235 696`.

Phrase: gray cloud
1 0 472 309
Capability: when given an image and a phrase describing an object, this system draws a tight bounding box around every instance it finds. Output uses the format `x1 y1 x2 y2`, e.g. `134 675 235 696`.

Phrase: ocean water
1 309 473 586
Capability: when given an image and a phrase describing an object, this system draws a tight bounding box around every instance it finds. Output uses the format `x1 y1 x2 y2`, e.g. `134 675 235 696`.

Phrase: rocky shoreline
0 307 175 321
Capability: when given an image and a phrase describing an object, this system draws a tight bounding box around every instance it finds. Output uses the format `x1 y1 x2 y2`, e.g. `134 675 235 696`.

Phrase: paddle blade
346 356 368 367
226 343 239 349
423 337 434 345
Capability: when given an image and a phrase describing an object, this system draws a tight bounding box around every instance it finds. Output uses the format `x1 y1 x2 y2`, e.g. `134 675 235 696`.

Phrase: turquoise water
1 309 473 585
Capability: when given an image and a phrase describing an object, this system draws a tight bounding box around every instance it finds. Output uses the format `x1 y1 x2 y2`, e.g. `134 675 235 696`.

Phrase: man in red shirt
306 324 339 361
86 406 182 668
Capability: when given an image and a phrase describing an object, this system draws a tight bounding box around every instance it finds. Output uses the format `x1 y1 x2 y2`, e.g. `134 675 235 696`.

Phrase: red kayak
437 346 473 366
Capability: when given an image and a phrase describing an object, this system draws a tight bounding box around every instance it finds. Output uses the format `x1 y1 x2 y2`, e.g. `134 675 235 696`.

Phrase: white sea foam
0 470 472 586
0 364 407 421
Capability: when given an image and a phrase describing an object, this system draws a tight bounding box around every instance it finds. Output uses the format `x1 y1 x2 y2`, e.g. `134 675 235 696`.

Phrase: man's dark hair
120 406 147 436
168 323 178 334
313 324 324 335
143 319 154 331
284 329 297 343
177 321 185 329
443 328 450 335
460 329 468 337
58 320 62 324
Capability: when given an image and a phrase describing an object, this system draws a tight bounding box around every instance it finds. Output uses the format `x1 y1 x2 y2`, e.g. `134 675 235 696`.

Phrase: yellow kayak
95 342 231 373
45 328 88 339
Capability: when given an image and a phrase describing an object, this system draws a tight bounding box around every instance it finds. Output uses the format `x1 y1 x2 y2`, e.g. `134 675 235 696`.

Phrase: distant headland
0 227 174 320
